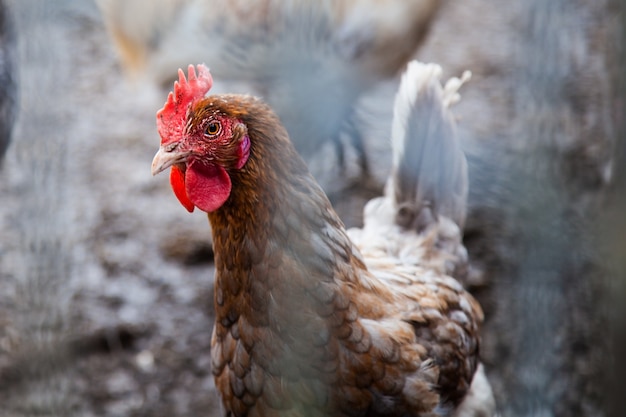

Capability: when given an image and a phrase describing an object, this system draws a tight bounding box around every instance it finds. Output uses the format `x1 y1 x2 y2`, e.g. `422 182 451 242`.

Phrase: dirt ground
0 0 622 416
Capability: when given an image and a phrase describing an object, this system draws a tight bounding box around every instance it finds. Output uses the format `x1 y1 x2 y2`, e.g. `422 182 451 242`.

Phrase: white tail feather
389 60 470 230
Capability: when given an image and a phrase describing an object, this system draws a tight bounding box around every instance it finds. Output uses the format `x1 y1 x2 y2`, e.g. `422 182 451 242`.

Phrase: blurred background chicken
96 0 442 173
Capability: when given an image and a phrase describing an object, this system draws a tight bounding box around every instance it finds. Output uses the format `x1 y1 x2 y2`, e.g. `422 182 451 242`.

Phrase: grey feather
389 61 470 230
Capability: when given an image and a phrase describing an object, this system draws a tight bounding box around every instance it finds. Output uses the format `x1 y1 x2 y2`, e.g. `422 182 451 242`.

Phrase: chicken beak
151 146 188 176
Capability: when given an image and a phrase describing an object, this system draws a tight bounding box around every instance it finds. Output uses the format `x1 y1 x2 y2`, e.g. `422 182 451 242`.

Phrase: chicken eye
205 121 221 137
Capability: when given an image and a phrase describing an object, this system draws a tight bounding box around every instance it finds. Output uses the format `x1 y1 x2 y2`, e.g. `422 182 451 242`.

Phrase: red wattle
185 160 232 213
170 165 195 212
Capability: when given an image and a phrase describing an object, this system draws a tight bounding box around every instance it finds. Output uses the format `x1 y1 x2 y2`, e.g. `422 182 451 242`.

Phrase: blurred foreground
0 0 624 416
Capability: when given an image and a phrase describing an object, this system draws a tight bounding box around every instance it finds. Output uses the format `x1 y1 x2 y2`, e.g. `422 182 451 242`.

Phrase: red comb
156 64 213 145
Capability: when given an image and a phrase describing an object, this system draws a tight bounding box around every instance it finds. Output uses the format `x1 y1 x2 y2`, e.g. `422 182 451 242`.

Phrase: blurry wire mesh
0 0 79 414
461 0 620 415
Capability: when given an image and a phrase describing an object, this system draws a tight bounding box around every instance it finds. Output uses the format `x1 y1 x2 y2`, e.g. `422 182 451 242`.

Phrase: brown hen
151 62 494 416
